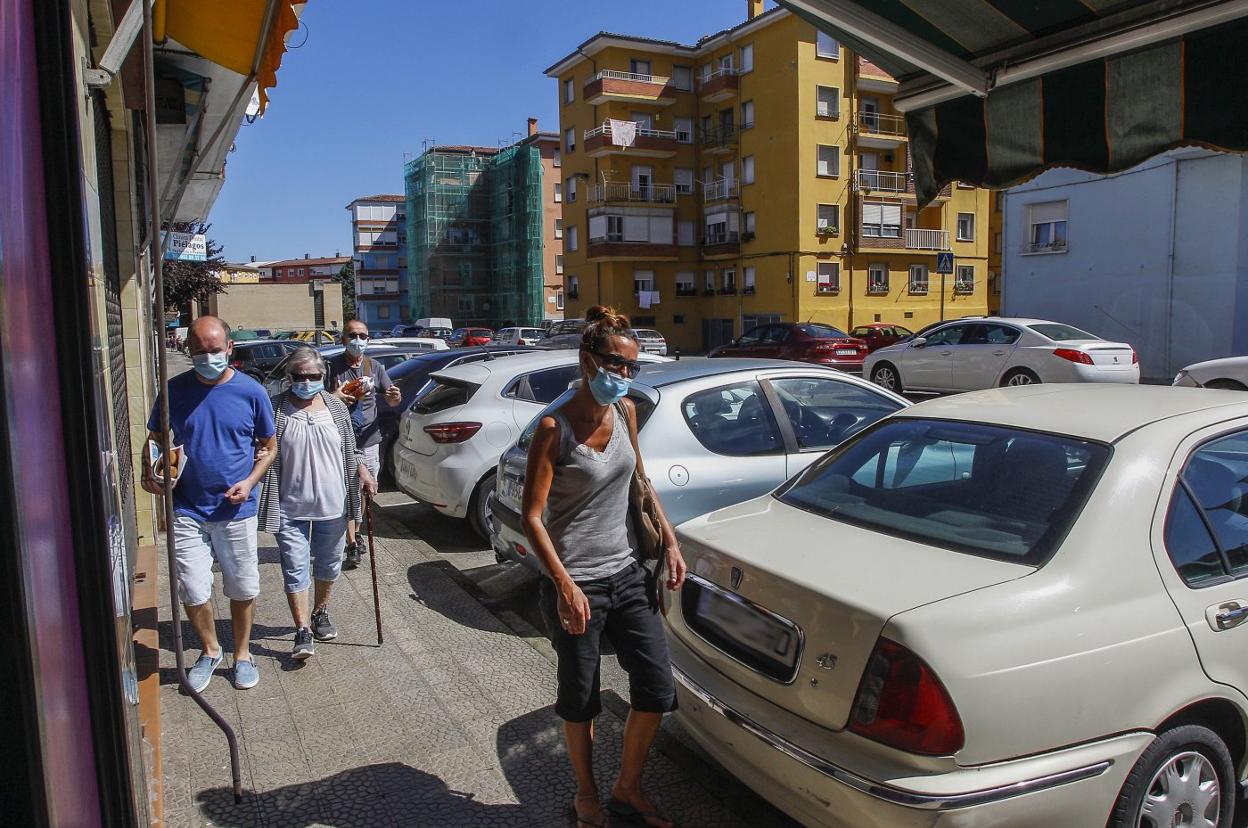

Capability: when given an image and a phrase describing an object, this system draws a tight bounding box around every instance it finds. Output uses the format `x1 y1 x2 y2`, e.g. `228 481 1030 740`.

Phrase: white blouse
279 403 346 521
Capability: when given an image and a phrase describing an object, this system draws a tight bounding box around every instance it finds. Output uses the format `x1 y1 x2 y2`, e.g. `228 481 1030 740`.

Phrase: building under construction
404 128 555 328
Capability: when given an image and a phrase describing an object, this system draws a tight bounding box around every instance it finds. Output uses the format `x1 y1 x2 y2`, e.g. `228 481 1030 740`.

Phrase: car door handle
1210 601 1248 630
940 350 952 356
992 350 1006 356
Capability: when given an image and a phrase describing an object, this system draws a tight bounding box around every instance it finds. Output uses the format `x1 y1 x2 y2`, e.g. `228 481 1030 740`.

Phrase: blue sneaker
186 651 222 693
233 657 259 690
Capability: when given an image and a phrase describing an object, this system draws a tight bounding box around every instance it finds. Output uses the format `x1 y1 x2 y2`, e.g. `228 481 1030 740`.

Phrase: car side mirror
911 336 928 348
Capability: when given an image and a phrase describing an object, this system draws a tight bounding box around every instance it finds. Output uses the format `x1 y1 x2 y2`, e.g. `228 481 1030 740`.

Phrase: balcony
582 69 676 106
702 178 739 203
858 227 950 252
588 182 677 206
587 235 679 262
700 124 738 155
703 230 741 259
855 169 952 200
585 122 679 159
675 286 698 297
699 67 739 103
857 112 907 149
857 57 899 93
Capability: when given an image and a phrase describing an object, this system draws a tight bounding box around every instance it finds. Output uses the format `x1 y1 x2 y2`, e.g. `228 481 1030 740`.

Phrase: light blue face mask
291 380 324 400
589 366 632 406
345 336 368 356
192 352 229 381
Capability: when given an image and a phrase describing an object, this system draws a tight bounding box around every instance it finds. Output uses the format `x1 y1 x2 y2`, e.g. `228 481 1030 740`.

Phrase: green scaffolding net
403 145 544 328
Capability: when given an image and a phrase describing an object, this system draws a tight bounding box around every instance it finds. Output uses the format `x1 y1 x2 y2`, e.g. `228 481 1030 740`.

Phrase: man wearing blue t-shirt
145 316 277 692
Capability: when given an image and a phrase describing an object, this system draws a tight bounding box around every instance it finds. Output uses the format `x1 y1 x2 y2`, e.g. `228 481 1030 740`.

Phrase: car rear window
796 323 849 339
1030 323 1098 342
776 419 1109 564
412 378 479 415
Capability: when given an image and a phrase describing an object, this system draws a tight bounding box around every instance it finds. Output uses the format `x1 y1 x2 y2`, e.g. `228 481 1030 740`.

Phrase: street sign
936 252 954 274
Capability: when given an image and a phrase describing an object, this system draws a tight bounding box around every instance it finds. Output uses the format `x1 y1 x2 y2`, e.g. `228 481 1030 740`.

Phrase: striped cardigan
257 391 364 533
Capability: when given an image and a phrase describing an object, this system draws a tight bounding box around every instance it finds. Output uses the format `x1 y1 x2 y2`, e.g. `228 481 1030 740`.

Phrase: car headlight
1173 370 1190 386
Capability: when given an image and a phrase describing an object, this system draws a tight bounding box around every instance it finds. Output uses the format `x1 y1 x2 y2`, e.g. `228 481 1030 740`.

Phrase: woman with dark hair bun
522 305 687 828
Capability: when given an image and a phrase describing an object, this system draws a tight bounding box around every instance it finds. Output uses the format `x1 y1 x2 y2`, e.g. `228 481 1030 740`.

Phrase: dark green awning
778 0 1248 203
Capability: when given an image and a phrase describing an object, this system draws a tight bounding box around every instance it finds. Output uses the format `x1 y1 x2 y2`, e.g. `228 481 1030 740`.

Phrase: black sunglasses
291 372 323 381
588 349 642 377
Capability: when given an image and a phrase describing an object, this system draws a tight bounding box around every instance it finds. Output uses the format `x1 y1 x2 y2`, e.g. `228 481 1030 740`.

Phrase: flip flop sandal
607 797 678 828
567 803 608 827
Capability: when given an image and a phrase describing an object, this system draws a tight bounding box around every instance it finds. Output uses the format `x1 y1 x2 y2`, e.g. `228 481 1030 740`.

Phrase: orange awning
154 0 303 114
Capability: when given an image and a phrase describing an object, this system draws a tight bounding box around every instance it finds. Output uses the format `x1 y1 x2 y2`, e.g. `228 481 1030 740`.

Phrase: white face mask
192 351 229 380
345 336 368 356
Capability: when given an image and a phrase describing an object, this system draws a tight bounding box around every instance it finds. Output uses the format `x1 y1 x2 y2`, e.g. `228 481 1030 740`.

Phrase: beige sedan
666 384 1248 828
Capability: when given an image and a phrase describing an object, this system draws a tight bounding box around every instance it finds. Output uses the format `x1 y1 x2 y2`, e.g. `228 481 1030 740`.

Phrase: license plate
835 349 857 356
401 462 419 483
500 475 523 502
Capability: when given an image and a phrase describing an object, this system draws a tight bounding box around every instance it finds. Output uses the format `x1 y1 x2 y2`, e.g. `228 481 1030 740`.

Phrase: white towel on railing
638 290 660 309
609 119 637 148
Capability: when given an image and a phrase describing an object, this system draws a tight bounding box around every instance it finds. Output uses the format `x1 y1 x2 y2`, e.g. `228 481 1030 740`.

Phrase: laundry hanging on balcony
777 0 1248 205
639 290 660 309
609 119 637 149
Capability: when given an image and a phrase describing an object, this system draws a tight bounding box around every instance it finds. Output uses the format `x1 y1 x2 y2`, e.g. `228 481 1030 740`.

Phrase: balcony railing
703 178 740 202
584 122 678 141
700 124 738 148
1022 240 1068 254
700 66 739 84
858 111 906 136
585 69 670 87
704 230 741 246
856 169 910 193
909 279 929 294
905 228 950 250
588 182 677 205
675 286 698 297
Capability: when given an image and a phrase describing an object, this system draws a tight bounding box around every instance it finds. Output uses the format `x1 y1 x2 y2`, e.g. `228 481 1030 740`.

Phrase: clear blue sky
211 0 773 263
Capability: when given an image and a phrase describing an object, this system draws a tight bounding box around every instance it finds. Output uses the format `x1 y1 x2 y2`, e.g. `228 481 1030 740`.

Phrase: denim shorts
173 514 260 606
540 562 677 722
275 512 348 593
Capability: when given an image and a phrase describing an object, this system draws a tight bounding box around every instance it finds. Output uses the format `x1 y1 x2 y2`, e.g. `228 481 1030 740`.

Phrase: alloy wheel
873 367 896 390
1006 372 1036 386
1136 751 1220 828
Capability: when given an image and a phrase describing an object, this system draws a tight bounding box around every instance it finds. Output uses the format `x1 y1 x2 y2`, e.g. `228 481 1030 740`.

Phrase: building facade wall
209 282 344 331
1003 150 1248 380
535 136 566 319
550 10 989 352
348 197 407 327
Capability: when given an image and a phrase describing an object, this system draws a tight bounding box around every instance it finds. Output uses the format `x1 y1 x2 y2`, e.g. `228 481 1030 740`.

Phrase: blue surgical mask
192 352 229 381
345 337 367 356
589 366 632 406
291 380 324 400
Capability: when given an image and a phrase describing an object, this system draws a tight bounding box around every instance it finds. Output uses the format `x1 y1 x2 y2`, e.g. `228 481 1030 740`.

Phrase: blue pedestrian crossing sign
936 252 954 274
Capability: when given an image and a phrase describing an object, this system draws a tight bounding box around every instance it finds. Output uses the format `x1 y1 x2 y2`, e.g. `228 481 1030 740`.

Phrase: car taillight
849 638 964 756
1131 350 1138 364
423 422 482 443
230 359 245 368
1053 347 1094 365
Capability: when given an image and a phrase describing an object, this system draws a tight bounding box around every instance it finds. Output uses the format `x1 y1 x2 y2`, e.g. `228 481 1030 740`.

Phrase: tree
161 221 227 311
335 259 357 321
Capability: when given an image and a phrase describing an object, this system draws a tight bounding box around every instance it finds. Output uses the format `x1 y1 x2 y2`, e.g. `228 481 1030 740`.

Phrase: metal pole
143 0 243 804
940 268 946 321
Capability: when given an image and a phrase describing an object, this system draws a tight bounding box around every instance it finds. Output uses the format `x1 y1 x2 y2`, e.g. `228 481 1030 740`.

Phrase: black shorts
540 562 678 723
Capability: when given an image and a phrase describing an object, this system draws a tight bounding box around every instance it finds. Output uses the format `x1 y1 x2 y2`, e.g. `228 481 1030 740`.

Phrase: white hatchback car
1175 357 1248 391
669 384 1248 827
864 317 1138 393
392 351 666 538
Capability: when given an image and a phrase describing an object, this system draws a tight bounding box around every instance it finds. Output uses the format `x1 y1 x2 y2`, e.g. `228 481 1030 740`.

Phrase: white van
415 317 452 330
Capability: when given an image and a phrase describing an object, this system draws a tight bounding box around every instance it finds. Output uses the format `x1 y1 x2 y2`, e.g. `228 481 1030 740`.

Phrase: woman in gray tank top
523 306 687 828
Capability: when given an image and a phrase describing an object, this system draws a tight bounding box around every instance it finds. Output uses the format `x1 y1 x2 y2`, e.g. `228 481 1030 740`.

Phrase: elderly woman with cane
257 346 377 659
522 306 687 828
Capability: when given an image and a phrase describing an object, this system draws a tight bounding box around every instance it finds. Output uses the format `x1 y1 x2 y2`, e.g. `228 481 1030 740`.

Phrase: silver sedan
486 358 908 573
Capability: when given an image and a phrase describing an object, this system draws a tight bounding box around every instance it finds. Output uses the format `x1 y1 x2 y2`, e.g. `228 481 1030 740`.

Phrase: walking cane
365 494 384 645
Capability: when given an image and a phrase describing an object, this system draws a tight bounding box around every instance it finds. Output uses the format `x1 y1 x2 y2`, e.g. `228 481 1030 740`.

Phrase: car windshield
1029 323 1099 342
796 323 849 339
776 418 1109 565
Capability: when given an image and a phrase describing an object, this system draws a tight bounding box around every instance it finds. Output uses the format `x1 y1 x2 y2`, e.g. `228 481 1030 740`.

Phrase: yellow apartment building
545 1 990 351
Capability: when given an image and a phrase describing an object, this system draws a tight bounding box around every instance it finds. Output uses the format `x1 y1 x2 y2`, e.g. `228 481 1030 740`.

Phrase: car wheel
1109 724 1234 828
871 363 902 393
467 474 496 542
1206 379 1248 392
1001 368 1040 387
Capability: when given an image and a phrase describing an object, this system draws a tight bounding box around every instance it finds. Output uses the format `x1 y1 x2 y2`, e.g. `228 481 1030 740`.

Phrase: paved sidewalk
158 495 794 827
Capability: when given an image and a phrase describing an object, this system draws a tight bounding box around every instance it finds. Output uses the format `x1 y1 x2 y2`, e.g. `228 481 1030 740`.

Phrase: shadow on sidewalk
194 762 525 827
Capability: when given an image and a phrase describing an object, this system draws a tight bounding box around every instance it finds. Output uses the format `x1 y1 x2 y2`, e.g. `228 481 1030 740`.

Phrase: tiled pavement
157 495 798 827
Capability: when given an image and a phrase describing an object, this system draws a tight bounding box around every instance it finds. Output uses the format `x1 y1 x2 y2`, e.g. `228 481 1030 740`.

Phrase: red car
449 327 494 347
708 322 869 371
850 322 914 352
